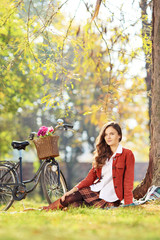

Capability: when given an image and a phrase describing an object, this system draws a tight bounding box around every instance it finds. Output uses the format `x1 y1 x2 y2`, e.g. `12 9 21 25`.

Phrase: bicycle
0 120 73 211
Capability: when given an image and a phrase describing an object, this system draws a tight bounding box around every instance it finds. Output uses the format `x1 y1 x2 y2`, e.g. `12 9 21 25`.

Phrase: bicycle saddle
11 141 30 150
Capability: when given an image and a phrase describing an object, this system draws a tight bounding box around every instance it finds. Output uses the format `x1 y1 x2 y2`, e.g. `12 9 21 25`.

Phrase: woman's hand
61 187 78 202
61 192 70 202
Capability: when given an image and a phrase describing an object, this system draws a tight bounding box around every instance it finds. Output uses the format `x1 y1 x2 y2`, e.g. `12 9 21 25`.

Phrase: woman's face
104 126 121 147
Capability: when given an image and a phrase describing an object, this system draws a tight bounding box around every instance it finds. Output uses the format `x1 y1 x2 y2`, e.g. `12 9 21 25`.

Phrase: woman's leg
42 198 64 211
66 201 84 208
61 191 83 207
42 191 84 211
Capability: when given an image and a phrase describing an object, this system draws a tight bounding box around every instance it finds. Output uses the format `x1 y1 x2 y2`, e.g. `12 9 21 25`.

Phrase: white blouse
90 144 123 202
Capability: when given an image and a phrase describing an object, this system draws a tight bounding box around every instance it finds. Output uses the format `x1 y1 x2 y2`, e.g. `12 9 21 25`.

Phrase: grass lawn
0 198 160 240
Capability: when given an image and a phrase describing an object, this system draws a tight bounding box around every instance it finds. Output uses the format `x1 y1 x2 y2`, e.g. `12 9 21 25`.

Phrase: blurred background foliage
0 0 151 177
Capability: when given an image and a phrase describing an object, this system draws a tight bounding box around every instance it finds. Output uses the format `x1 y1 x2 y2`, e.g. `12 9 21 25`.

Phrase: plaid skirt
79 187 121 208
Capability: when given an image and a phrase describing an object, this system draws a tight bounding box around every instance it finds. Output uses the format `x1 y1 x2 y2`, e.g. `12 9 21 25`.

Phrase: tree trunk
140 0 152 132
133 0 160 199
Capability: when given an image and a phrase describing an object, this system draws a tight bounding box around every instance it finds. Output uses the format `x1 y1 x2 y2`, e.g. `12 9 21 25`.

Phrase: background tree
140 0 152 132
0 0 151 188
133 0 160 198
0 0 44 156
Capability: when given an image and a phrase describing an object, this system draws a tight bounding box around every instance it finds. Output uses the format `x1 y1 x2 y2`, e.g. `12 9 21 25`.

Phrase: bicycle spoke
42 163 67 204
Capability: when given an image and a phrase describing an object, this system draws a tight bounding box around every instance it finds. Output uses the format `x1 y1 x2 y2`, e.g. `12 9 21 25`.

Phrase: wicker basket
33 135 59 160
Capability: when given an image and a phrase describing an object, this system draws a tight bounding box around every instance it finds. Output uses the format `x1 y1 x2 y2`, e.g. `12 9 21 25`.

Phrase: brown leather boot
42 198 64 211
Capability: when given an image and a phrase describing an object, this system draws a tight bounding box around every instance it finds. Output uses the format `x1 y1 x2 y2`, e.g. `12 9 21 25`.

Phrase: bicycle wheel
41 162 67 204
0 165 16 211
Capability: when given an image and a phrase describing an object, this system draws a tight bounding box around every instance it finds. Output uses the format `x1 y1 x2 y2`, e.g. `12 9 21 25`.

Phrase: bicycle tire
41 162 68 204
0 165 16 211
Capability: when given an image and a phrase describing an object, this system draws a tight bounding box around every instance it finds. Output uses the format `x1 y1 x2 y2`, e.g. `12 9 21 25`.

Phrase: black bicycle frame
0 157 60 194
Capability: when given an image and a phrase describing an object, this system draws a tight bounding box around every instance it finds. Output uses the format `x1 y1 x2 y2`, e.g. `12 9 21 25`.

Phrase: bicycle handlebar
29 123 74 140
62 124 73 129
29 132 37 140
54 123 73 131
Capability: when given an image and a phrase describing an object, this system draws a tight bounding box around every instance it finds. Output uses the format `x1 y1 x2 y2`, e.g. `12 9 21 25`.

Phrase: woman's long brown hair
92 122 122 169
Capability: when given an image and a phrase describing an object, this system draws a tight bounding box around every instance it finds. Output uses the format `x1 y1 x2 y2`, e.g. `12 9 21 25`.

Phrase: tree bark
140 0 152 132
133 0 160 199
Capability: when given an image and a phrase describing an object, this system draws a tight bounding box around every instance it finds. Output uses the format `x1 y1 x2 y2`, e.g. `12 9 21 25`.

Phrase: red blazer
76 148 135 205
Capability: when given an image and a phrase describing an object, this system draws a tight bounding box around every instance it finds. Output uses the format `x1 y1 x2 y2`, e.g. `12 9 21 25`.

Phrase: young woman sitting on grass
42 122 135 211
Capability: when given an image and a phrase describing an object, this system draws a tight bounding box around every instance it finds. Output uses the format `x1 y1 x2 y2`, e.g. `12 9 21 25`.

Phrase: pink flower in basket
48 126 54 133
37 126 54 137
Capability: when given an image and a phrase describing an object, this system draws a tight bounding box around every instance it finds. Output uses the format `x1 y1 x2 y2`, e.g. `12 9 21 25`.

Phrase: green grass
0 199 160 240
